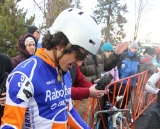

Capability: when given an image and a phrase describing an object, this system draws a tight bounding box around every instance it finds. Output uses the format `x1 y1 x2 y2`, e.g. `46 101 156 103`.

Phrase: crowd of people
0 7 160 129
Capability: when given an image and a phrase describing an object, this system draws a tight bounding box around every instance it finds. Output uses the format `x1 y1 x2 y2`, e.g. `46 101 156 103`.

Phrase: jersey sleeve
67 99 91 129
1 72 34 129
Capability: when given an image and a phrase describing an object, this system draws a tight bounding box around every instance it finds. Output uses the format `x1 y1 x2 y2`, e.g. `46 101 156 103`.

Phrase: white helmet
49 8 101 55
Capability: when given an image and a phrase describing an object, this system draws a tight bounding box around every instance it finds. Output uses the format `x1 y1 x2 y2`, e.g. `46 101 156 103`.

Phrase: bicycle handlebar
94 109 130 119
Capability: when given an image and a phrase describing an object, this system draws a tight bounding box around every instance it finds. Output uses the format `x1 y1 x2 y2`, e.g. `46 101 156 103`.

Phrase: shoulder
13 55 43 76
0 52 11 62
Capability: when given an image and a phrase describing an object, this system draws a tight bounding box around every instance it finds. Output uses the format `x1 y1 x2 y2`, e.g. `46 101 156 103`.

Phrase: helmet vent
89 39 96 46
68 9 73 12
78 12 84 15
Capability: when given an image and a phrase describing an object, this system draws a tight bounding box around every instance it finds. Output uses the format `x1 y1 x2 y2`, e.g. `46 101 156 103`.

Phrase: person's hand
114 42 129 55
0 92 6 106
94 78 100 84
89 84 105 98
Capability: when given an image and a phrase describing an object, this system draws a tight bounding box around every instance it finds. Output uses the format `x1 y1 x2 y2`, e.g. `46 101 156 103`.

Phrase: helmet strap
53 43 72 82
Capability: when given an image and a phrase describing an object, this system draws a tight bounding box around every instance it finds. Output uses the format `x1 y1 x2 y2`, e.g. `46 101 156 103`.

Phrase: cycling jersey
1 48 90 129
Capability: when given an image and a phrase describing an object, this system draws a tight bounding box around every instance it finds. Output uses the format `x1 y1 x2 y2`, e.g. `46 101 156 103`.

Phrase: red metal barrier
71 71 160 129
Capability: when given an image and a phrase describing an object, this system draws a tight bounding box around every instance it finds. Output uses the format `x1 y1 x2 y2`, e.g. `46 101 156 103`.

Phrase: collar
35 48 57 68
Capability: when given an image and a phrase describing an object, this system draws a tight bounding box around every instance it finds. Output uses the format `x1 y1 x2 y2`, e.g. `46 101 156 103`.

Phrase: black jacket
0 52 13 122
0 52 13 75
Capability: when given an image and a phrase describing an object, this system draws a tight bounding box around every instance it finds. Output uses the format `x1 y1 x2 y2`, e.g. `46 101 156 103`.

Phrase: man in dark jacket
0 52 13 123
27 25 42 48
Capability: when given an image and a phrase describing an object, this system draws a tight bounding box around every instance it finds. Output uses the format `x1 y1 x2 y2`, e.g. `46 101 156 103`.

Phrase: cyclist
1 8 102 129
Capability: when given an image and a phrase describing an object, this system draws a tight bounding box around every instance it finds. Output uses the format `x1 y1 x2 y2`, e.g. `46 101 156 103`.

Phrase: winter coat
0 52 13 75
11 33 37 68
140 53 158 78
118 51 140 86
80 48 120 83
70 63 92 100
105 66 119 82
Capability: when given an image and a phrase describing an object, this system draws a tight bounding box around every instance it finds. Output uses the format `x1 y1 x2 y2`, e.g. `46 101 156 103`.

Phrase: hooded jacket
11 33 37 68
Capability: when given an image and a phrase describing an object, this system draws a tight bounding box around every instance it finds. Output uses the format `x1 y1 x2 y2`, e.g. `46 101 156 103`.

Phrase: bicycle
94 95 133 129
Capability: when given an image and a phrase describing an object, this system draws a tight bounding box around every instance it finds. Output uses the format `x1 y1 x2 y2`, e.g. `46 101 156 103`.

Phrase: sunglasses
63 45 88 61
74 48 88 61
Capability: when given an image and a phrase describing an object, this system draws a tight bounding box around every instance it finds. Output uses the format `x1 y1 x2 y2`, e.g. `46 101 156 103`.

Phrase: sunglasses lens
75 50 88 61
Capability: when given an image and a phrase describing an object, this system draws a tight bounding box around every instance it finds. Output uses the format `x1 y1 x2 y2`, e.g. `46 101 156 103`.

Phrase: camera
95 73 113 90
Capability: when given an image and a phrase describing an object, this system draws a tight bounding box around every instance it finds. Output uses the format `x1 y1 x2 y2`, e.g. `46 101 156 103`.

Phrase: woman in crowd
101 42 119 82
11 33 37 68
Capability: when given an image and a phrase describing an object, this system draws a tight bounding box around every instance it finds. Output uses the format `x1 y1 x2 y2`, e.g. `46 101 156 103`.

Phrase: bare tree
133 0 150 40
33 0 80 28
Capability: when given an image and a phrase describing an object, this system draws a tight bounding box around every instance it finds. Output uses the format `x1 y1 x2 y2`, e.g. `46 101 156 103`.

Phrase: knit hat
128 41 138 49
144 47 156 56
27 25 38 34
101 42 113 52
24 37 35 46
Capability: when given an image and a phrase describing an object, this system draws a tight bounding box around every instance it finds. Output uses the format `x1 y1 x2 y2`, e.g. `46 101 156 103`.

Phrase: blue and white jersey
1 48 90 129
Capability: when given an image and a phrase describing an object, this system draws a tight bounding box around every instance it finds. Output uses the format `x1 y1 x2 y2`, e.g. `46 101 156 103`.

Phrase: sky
17 0 160 43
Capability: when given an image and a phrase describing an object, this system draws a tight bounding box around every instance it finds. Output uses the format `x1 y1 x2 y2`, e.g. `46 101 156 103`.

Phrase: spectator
0 52 13 124
118 41 140 108
140 47 157 78
102 42 119 82
153 48 160 67
11 33 37 68
1 8 102 129
27 25 42 48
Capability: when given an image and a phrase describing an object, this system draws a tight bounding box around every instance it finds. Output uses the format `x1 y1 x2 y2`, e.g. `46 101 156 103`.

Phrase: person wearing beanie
118 40 140 108
102 42 113 52
11 33 37 68
27 25 42 48
140 47 157 78
153 48 160 67
101 42 119 82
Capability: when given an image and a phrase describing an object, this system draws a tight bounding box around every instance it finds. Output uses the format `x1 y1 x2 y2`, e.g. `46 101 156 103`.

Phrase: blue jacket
118 51 140 86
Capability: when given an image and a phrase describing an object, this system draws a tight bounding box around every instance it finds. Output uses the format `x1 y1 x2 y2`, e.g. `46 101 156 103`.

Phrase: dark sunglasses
74 48 88 61
63 45 88 61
